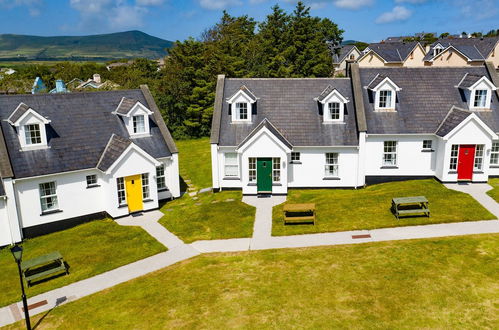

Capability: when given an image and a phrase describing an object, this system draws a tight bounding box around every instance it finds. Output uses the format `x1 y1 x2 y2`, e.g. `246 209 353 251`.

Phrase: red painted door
457 145 475 180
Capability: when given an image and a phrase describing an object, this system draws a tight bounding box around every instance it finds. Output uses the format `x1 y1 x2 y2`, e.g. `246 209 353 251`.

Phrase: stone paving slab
191 238 251 253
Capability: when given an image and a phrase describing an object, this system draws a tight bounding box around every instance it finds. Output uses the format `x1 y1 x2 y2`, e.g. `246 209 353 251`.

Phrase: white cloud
0 0 42 16
198 0 242 10
376 5 412 23
333 0 374 10
136 0 164 5
110 5 147 29
456 0 498 20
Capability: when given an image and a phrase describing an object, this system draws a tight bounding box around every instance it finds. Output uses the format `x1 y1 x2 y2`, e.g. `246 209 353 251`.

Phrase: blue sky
0 0 497 42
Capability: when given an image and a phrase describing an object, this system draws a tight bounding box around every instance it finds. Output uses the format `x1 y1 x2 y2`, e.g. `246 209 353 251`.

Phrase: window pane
224 153 239 177
248 158 256 182
133 115 145 133
236 103 248 120
474 90 487 108
156 165 166 189
328 102 340 120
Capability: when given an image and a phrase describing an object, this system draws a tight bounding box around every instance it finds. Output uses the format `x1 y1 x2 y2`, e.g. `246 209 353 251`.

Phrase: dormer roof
456 74 496 90
315 85 349 104
113 97 153 116
366 74 401 91
7 103 51 126
226 85 258 104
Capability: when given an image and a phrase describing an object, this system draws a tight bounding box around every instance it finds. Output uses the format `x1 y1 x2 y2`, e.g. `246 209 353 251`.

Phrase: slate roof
457 74 483 89
214 78 359 147
332 45 357 64
115 97 139 115
424 37 499 61
435 107 472 137
7 102 30 124
362 42 420 62
0 88 175 179
97 134 132 171
237 119 293 150
227 85 258 102
359 66 499 134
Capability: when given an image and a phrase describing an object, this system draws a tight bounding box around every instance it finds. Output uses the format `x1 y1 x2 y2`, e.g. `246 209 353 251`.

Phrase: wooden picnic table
21 251 69 287
391 196 430 220
283 203 316 225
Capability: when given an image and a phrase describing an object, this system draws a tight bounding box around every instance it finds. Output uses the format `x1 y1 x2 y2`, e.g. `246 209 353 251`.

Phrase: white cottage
210 63 499 195
0 86 180 246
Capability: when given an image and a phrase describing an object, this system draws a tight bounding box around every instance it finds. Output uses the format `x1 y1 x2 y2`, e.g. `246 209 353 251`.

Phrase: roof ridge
0 89 142 98
473 45 485 59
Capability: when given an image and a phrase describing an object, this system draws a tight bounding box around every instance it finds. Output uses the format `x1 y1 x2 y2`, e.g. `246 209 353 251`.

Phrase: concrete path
242 195 286 242
445 183 499 218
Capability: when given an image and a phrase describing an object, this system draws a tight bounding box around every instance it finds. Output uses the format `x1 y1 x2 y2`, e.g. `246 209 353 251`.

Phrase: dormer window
113 97 153 137
433 44 444 57
366 75 401 112
226 85 258 123
25 124 42 145
315 85 349 123
456 74 497 110
7 103 50 150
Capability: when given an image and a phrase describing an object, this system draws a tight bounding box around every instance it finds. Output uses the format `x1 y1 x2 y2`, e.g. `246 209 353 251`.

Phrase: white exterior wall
157 154 180 200
0 198 12 245
365 135 437 176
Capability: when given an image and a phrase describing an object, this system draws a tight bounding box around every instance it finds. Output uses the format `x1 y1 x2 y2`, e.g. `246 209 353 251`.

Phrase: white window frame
490 142 499 166
24 123 42 145
142 173 150 200
39 181 58 212
422 140 433 150
382 141 397 167
272 158 281 183
378 90 393 109
473 89 488 108
156 165 166 190
449 145 459 170
468 78 494 110
248 158 256 182
117 177 126 205
224 153 239 178
320 89 348 123
235 102 249 121
132 115 146 134
327 102 342 121
324 153 339 177
86 174 98 187
474 145 484 171
291 152 301 163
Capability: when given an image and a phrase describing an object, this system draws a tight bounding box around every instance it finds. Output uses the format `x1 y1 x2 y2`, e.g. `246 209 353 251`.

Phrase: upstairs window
328 102 341 120
132 115 146 134
368 76 400 111
235 103 248 121
316 87 348 123
39 181 58 212
383 141 397 166
473 90 488 108
434 48 443 57
491 142 499 165
25 124 42 145
378 90 392 109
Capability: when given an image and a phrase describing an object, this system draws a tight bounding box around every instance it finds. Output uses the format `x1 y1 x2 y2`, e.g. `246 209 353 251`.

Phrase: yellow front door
125 175 143 213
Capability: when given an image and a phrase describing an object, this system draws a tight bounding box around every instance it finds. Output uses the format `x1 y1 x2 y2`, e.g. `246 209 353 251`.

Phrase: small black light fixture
10 245 31 330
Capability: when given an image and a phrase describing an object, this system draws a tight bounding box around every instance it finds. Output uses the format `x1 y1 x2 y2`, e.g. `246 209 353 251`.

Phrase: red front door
457 145 475 180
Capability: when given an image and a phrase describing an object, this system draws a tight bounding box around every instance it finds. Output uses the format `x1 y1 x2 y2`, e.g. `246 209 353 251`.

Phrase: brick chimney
93 74 101 84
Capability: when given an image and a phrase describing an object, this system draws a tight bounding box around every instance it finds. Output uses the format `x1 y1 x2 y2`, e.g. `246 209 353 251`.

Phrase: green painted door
257 158 272 193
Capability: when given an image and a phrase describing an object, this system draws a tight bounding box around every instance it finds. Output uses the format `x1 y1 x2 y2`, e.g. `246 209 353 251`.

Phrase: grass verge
8 234 499 329
176 138 211 190
0 219 165 307
273 179 495 236
159 191 255 243
487 178 499 202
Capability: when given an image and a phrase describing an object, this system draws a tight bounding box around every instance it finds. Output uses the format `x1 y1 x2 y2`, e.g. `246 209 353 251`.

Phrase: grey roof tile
96 134 132 171
7 102 30 124
0 89 172 179
364 42 419 62
333 45 357 63
316 85 336 102
115 97 139 115
426 37 499 61
457 74 483 88
435 107 471 136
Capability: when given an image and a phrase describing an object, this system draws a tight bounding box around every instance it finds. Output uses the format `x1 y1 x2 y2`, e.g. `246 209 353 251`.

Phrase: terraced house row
210 63 499 195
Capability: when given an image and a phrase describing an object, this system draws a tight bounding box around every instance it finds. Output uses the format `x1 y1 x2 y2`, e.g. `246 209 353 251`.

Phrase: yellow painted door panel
125 175 143 213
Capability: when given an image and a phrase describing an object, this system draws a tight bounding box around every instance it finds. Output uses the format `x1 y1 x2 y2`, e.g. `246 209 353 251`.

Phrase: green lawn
273 179 496 236
159 191 255 243
9 234 499 329
487 178 499 202
0 219 165 307
176 138 212 190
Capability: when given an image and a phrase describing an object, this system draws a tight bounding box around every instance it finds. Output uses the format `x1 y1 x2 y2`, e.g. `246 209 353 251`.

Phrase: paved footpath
2 184 499 327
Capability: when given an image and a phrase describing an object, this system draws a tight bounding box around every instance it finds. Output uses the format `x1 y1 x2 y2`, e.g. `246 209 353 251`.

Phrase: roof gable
96 134 132 172
435 106 472 137
315 86 349 104
366 75 401 91
236 118 292 151
113 97 153 117
7 103 51 126
226 85 258 104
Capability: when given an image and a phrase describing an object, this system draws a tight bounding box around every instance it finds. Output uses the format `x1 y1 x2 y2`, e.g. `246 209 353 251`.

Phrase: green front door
257 158 272 193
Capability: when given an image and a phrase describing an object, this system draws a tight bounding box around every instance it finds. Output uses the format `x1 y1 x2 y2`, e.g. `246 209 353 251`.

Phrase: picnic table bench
283 203 316 225
391 196 430 220
21 251 69 287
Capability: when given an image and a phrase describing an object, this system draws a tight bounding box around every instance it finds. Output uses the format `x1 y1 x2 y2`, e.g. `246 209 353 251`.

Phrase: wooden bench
21 251 69 287
283 203 316 225
391 196 430 220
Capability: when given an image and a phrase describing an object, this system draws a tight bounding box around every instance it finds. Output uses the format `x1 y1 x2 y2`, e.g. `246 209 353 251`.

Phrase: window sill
323 121 346 125
448 171 457 174
473 171 484 174
20 145 50 152
490 165 499 168
421 149 435 153
247 183 257 186
118 204 128 209
158 188 169 192
86 184 100 189
290 161 302 164
374 108 396 112
130 133 152 138
223 177 240 180
380 166 398 169
272 183 282 186
323 177 341 180
143 199 154 203
40 209 63 216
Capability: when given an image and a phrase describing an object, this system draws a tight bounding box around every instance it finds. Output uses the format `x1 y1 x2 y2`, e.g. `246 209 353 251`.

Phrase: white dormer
433 43 444 57
113 97 153 137
367 75 402 111
456 74 497 111
226 86 258 123
315 86 349 123
7 103 51 150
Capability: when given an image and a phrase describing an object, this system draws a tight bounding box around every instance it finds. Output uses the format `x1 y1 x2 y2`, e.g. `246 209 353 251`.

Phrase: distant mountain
341 40 360 45
0 30 173 61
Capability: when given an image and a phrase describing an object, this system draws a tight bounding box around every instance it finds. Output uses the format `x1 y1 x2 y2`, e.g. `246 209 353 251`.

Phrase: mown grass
273 179 496 236
0 219 165 307
8 234 499 329
176 137 212 190
487 178 499 202
159 191 255 243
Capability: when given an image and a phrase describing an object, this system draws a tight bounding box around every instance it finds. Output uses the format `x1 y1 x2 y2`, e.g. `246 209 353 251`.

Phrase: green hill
0 30 173 61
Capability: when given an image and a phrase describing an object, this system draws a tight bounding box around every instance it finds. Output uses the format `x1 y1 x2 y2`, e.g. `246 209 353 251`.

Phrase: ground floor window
383 141 397 166
224 153 239 177
474 145 484 170
422 140 432 150
449 145 458 170
273 158 281 182
249 158 256 182
39 181 58 212
86 174 97 187
291 152 300 162
156 165 166 189
142 173 150 199
117 177 126 205
325 153 339 177
491 142 499 165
